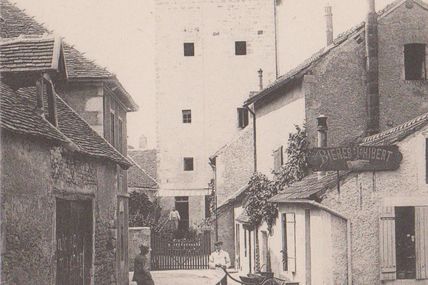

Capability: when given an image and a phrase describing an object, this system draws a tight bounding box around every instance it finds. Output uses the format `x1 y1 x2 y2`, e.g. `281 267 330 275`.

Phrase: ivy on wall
244 125 309 232
129 191 161 227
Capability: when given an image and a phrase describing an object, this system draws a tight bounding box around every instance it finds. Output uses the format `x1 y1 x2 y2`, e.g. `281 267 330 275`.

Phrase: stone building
245 0 428 177
154 0 278 227
270 112 428 284
225 0 428 278
1 1 138 284
0 36 133 284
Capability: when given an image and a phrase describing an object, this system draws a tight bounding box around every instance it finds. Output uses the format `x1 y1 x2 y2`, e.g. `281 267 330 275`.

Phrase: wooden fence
151 231 211 270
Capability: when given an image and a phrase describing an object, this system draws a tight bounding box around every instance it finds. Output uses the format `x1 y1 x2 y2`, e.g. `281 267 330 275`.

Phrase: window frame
183 42 195 57
235 41 247 56
403 43 426 81
183 157 194 171
182 109 192 124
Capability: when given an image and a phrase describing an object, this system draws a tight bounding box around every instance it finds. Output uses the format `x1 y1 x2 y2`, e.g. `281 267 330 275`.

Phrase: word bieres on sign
307 145 402 171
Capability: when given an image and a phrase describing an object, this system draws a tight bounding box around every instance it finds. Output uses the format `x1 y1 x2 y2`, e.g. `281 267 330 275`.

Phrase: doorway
175 196 189 237
56 199 92 285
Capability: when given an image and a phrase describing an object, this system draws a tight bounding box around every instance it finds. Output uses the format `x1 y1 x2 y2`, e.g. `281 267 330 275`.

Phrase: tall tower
155 0 277 227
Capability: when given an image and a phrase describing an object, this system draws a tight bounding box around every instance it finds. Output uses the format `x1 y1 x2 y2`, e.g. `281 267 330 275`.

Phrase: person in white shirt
168 207 180 231
209 241 231 269
209 241 230 285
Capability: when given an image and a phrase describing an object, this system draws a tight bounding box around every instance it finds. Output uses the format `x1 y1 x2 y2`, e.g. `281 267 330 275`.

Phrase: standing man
209 241 230 285
169 207 181 232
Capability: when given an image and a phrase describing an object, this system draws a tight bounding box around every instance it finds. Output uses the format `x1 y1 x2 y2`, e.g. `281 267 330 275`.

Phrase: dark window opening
404 44 426 80
110 112 115 147
273 146 284 172
235 41 247 56
184 42 194 56
182 109 192 123
237 107 249 128
205 195 211 218
118 118 123 153
395 206 416 279
183 157 194 171
282 213 288 271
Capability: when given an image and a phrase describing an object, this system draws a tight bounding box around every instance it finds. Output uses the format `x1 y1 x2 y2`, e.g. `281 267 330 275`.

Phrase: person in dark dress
132 245 155 285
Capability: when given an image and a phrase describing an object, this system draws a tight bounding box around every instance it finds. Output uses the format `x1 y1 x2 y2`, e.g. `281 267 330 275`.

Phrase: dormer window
404 44 426 80
37 76 58 126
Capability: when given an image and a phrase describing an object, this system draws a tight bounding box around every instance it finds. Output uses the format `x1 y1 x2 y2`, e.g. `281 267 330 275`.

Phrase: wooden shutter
273 146 283 172
286 213 296 273
415 206 428 280
379 206 396 281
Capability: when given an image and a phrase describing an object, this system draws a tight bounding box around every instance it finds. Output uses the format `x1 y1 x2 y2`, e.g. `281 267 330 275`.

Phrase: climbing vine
244 125 309 232
129 191 161 227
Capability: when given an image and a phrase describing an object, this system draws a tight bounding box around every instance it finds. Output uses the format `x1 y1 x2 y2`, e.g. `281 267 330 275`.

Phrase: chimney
325 5 333 46
365 0 379 135
258 68 263 91
317 115 328 179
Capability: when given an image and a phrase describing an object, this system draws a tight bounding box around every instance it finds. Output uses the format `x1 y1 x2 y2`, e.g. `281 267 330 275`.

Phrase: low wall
129 227 151 271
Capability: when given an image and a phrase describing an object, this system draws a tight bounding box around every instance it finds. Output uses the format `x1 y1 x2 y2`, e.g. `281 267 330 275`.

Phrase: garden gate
151 231 211 270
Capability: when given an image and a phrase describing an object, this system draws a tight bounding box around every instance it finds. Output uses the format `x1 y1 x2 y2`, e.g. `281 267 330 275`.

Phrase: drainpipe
365 0 379 135
325 4 334 46
316 115 328 179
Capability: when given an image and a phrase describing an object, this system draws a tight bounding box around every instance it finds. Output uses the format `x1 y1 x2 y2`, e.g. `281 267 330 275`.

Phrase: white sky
13 0 405 148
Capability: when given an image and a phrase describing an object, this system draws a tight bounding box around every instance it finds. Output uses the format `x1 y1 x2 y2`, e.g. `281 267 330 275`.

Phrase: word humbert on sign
307 145 402 171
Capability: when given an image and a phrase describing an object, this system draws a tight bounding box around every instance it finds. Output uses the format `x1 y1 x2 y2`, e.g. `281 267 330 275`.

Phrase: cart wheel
261 278 280 285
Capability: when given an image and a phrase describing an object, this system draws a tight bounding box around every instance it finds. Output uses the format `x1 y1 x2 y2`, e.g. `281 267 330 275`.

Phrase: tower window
404 44 426 80
183 157 194 171
182 109 192 123
237 107 249 128
184 42 194 56
235 41 247 56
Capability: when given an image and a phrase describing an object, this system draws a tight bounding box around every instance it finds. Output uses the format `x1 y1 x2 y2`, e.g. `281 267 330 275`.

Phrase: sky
12 0 402 148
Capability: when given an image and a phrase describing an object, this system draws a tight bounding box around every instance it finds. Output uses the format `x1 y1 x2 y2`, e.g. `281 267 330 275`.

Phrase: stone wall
1 131 124 284
128 227 151 271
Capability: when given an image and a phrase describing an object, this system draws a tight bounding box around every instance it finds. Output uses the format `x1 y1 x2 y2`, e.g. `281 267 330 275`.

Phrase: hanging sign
307 145 402 171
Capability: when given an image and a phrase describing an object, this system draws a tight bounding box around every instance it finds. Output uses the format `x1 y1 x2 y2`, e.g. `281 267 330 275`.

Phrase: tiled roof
362 112 428 146
269 172 351 202
0 36 59 72
1 81 132 168
244 0 428 106
0 0 111 79
0 83 69 143
128 149 158 189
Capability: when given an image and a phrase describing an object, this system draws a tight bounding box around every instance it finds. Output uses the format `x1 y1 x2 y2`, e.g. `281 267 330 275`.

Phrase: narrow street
129 270 230 285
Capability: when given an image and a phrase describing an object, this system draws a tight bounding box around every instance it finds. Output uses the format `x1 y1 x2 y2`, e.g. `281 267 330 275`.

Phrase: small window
110 112 115 147
235 41 247 55
404 44 426 80
182 109 192 123
184 42 195 56
237 107 249 128
183 157 194 171
273 146 284 172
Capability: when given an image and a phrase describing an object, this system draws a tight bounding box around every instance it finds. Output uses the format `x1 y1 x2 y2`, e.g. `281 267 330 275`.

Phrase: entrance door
175 196 189 235
56 199 92 285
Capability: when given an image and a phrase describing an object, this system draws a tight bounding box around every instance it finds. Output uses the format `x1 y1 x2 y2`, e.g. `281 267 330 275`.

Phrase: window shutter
415 206 428 280
286 213 296 273
379 206 396 281
273 146 283 172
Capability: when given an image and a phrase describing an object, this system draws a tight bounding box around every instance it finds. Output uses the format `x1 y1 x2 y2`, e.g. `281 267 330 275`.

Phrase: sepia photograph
1 0 428 284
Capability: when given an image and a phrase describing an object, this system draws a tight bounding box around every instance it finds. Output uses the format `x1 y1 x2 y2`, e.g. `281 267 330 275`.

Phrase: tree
129 191 160 227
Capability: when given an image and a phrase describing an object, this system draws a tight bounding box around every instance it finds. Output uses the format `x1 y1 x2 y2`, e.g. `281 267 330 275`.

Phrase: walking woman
132 245 155 285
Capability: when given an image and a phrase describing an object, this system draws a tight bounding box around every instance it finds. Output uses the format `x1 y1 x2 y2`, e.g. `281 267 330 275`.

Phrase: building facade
155 0 277 226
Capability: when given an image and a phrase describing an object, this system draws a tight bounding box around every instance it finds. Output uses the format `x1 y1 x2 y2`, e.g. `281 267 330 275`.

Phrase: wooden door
56 199 92 285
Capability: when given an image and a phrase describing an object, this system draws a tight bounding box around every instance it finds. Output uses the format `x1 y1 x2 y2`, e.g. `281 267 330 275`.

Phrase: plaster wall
155 0 276 197
255 84 305 177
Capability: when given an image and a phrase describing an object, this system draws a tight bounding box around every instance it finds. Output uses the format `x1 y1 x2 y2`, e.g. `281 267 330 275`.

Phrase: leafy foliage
244 125 309 232
129 191 161 227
